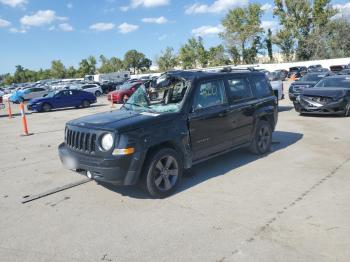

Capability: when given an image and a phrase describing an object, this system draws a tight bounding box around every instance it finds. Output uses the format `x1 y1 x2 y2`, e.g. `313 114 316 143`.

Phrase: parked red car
107 81 143 103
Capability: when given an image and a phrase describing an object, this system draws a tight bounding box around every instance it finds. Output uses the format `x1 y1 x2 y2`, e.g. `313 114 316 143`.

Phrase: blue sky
0 0 349 74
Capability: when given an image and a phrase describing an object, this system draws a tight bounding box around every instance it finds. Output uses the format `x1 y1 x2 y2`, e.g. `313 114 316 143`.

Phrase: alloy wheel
257 125 271 152
153 155 179 191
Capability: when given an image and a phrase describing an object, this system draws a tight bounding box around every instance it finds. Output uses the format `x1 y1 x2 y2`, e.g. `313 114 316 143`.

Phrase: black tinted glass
227 78 252 101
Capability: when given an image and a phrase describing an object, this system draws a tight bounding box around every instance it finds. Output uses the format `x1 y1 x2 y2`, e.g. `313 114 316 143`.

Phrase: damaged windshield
123 77 189 113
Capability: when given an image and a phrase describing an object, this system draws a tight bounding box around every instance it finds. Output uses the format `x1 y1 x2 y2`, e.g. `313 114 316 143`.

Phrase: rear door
225 76 256 146
188 79 232 160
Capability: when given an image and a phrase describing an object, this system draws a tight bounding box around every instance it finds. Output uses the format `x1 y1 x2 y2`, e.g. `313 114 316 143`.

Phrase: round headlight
101 133 114 151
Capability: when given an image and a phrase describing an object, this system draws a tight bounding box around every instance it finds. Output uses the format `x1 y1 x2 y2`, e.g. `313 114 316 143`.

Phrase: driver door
188 79 231 161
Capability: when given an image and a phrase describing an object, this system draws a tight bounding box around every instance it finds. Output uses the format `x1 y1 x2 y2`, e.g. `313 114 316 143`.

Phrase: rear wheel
144 148 183 198
249 120 272 155
42 103 52 112
344 103 350 117
82 100 90 108
123 95 129 103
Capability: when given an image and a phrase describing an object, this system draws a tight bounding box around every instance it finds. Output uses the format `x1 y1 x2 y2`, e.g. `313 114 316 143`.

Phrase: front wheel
82 100 90 108
95 91 102 97
144 148 183 198
41 103 52 112
344 103 350 117
249 120 272 155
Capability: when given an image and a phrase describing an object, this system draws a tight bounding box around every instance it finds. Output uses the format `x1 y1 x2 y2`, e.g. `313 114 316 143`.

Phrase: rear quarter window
226 77 253 102
251 76 273 98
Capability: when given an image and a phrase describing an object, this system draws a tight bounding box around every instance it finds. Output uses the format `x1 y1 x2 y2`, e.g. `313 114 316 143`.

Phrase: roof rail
219 66 256 72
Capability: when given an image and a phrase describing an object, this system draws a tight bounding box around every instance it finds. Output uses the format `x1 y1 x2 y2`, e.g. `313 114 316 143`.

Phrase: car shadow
99 131 303 199
300 113 347 118
278 105 294 112
30 104 108 113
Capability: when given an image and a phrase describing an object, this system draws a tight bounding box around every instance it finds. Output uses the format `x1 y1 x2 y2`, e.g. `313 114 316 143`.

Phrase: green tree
221 3 263 64
78 56 96 77
273 0 336 60
66 66 78 78
178 37 208 69
124 50 151 74
207 45 230 66
99 55 124 73
50 60 66 79
266 29 273 62
156 47 178 71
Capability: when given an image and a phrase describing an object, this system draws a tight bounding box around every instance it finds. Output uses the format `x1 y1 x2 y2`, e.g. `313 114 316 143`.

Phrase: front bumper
27 103 41 111
298 98 347 115
58 143 143 185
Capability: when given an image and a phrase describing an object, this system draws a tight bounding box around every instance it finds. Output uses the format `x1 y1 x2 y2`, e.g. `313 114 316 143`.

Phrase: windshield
314 77 350 88
268 72 280 81
123 79 189 113
46 91 59 98
300 74 325 82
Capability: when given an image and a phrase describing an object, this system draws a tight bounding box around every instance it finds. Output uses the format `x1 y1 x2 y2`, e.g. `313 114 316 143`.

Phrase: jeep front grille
66 129 96 154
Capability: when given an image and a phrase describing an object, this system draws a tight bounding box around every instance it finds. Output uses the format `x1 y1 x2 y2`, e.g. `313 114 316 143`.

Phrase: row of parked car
289 71 350 116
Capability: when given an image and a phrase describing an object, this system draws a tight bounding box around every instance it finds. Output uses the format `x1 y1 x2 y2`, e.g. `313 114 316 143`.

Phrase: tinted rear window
226 77 252 101
251 76 273 98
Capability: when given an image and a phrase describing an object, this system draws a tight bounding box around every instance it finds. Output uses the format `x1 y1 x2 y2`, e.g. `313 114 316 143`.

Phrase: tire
143 148 183 198
293 101 301 112
42 103 52 112
95 91 102 97
123 95 129 103
249 120 272 155
344 103 350 117
82 100 90 108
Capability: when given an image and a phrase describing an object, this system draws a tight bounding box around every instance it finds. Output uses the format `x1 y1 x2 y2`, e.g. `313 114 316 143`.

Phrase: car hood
291 81 318 86
67 108 176 132
110 90 126 95
301 88 349 99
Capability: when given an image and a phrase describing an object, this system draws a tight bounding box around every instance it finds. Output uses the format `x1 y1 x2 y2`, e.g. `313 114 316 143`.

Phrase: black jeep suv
58 69 278 198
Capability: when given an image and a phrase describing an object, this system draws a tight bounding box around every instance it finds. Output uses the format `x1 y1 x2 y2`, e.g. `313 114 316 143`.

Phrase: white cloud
141 16 168 24
9 27 26 33
122 0 169 11
0 0 27 8
118 22 139 33
67 3 73 9
89 22 115 31
0 18 11 27
185 0 247 15
58 23 73 31
333 3 350 19
261 3 272 12
192 25 224 37
262 20 278 32
20 10 67 27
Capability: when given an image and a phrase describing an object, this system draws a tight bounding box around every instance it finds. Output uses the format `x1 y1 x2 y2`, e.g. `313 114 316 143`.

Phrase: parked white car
80 84 103 97
270 80 284 100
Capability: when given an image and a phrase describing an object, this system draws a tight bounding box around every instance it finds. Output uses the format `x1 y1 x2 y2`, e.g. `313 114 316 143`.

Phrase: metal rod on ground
21 178 91 204
19 102 29 136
